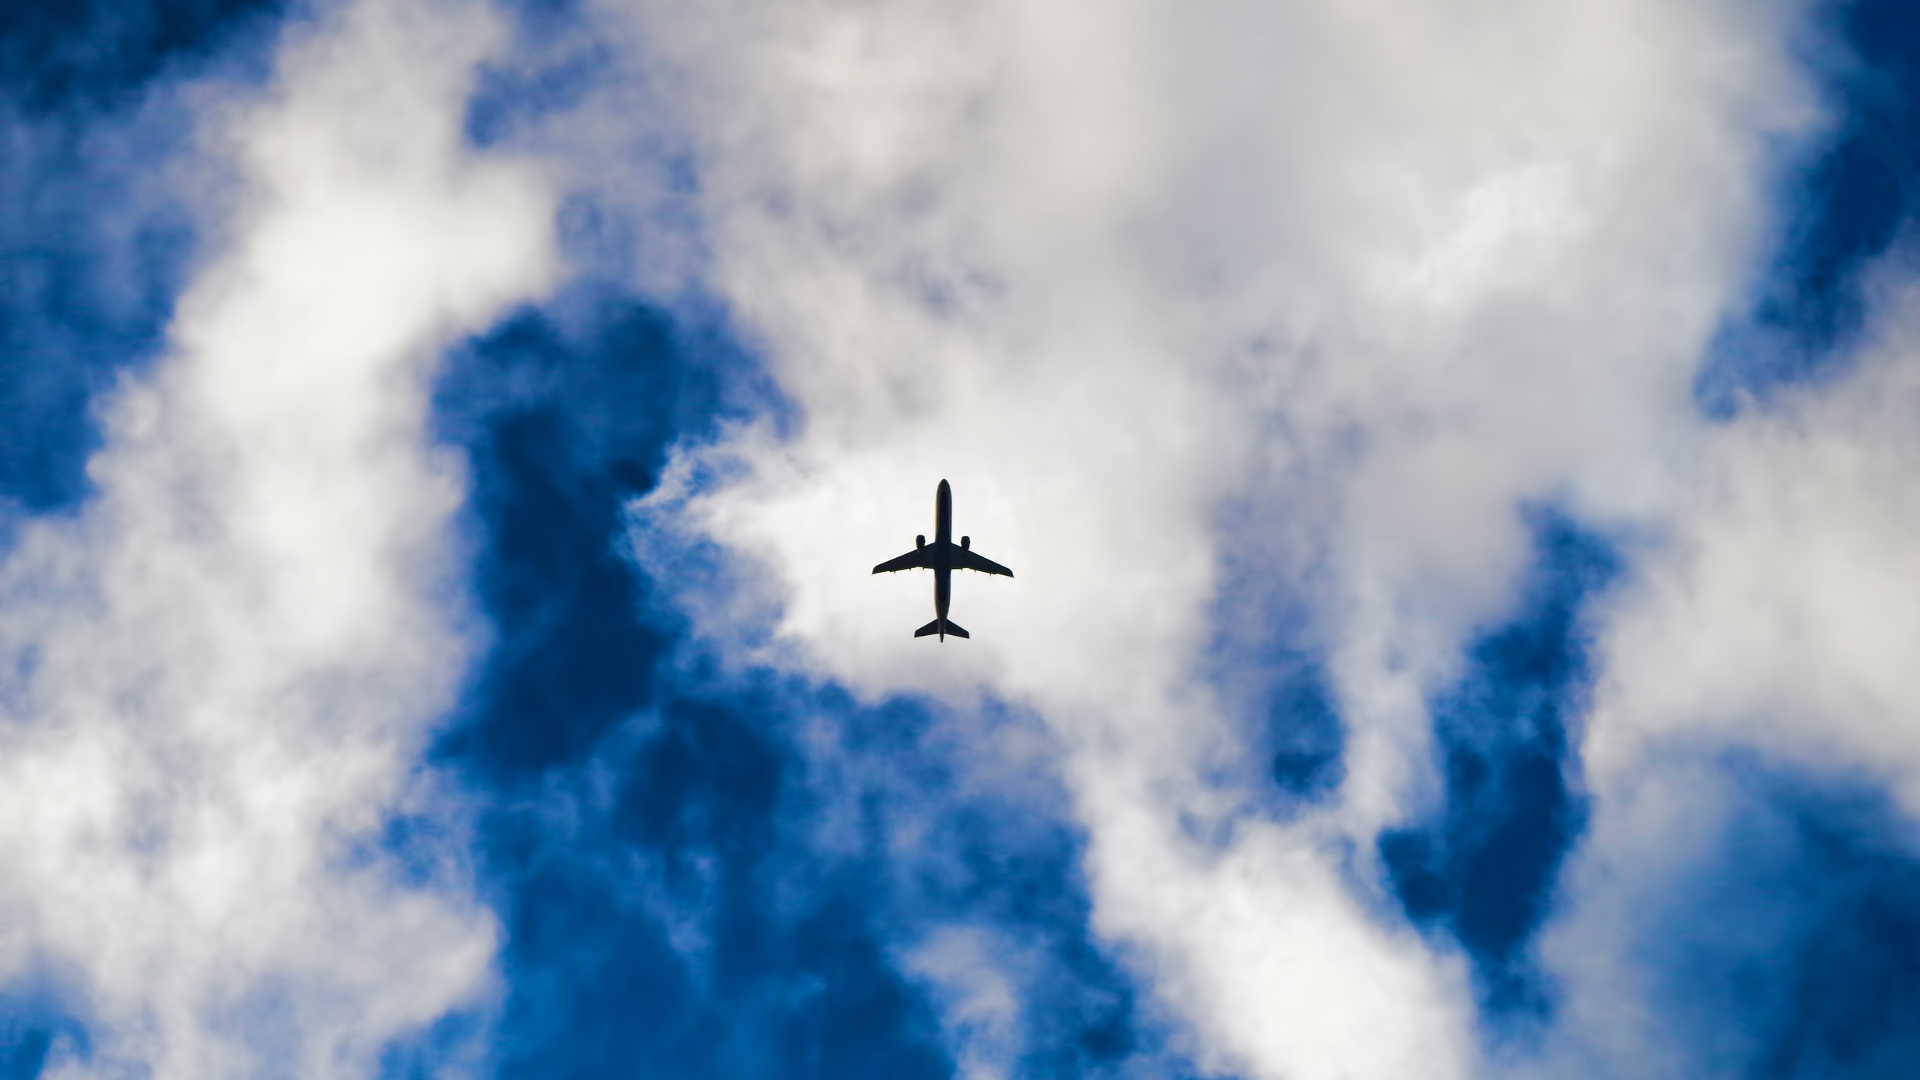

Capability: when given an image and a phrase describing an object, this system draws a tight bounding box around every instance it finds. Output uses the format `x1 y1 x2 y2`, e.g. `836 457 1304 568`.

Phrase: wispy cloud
10 0 1920 1076
0 0 551 1074
578 0 1822 1075
1594 280 1920 810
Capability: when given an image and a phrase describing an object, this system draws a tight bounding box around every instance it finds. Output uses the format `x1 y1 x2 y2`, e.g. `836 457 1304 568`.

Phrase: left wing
953 546 1014 577
872 546 937 574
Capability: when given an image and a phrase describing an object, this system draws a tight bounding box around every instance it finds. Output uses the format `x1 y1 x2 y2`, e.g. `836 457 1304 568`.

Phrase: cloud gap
427 252 1183 1076
1697 0 1920 415
1 112 189 515
429 291 774 783
0 969 93 1080
460 664 1188 1079
1194 504 1347 824
14 0 1904 1074
430 346 1193 1076
0 0 285 116
463 0 611 152
1542 752 1920 1079
0 0 301 525
424 288 1187 1070
1380 509 1619 1026
0 0 561 1072
1266 670 1347 806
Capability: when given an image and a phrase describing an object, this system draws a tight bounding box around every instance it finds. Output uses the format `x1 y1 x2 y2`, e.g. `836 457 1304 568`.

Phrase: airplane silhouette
872 479 1012 640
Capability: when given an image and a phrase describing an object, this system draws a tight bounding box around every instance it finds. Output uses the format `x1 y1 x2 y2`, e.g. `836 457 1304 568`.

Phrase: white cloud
1549 270 1920 1070
905 925 1027 1080
0 0 553 1075
1592 277 1920 812
590 0 1817 1075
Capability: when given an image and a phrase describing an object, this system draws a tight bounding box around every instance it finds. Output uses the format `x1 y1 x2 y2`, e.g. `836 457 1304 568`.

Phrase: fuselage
933 479 953 621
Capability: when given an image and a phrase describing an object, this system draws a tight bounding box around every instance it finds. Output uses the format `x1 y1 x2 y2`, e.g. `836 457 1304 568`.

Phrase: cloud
0 0 280 115
561 0 1824 1075
0 81 218 516
1533 750 1920 1080
1694 0 1920 413
906 924 1027 1080
1378 512 1617 1022
1591 270 1920 813
9 0 1900 1074
0 0 552 1074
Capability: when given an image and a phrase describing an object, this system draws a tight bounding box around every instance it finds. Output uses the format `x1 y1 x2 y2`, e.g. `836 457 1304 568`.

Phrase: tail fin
913 618 970 640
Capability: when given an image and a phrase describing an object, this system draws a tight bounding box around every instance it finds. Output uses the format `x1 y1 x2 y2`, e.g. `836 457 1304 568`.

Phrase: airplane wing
872 546 937 574
953 546 1014 577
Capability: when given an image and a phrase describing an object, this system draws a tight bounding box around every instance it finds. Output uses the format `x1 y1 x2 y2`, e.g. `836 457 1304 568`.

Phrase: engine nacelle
961 536 970 549
916 534 926 548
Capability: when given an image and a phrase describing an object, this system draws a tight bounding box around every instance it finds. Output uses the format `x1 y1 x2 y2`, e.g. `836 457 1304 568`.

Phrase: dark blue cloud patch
0 0 289 521
1194 498 1347 823
428 290 1168 1077
1601 756 1920 1080
0 111 194 515
0 964 95 1080
0 1026 50 1080
475 697 902 1080
0 1011 66 1080
463 0 714 322
376 1007 491 1080
1697 0 1920 415
1266 668 1345 804
490 795 943 1080
430 296 747 781
424 279 774 1066
816 695 1160 1078
438 402 666 774
463 0 608 151
0 0 282 115
1381 510 1619 1022
464 677 1169 1080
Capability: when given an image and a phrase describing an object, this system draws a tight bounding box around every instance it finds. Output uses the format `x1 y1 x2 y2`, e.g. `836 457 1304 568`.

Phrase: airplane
872 479 1012 640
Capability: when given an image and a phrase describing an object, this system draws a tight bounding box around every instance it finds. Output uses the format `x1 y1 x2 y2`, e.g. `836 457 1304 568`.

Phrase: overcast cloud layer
3 0 1920 1078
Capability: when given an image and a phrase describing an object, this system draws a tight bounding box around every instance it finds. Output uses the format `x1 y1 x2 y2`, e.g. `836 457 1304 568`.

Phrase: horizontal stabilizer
913 618 969 639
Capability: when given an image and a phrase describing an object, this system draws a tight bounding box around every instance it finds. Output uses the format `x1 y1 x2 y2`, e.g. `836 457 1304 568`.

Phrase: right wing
872 546 937 574
953 546 1013 577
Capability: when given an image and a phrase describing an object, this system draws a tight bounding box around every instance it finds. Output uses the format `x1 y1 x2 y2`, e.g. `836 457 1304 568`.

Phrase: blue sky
3 1 1920 1078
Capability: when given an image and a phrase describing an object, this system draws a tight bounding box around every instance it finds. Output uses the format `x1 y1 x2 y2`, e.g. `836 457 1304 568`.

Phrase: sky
2 0 1920 1078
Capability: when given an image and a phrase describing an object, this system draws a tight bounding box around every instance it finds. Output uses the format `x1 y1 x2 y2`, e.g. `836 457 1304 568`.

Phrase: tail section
913 618 970 640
